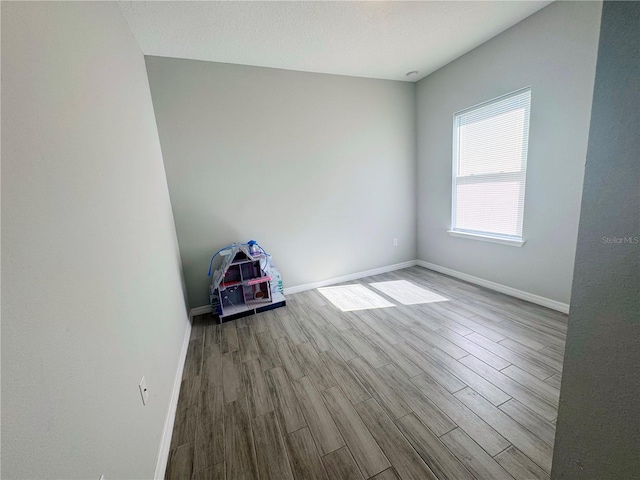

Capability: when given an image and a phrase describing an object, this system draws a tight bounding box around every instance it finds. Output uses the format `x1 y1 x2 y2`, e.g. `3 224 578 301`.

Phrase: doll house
209 244 286 322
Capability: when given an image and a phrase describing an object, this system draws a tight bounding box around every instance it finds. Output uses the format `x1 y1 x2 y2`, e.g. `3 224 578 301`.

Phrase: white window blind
452 88 531 241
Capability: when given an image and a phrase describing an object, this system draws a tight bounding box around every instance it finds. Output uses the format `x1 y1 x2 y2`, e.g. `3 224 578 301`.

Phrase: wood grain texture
417 308 474 336
171 404 197 449
280 315 308 344
458 354 556 420
221 321 239 353
501 340 563 373
252 411 294 480
265 310 288 339
318 308 352 331
440 428 513 480
222 351 243 404
192 462 224 480
191 316 206 340
340 329 391 368
319 349 370 405
236 317 250 329
183 338 204 379
296 342 337 390
422 348 511 406
224 399 258 480
265 366 306 434
275 336 305 380
321 386 390 478
366 311 405 344
411 373 510 456
455 388 553 473
238 325 259 363
255 331 282 370
284 428 328 480
299 318 334 353
378 364 456 437
292 376 345 456
495 446 550 480
355 398 438 480
249 314 269 336
395 342 466 393
433 327 511 370
323 324 359 361
242 357 274 418
378 306 421 330
501 364 560 406
204 321 221 355
201 353 222 392
370 468 401 480
467 333 557 380
437 306 507 342
321 446 364 480
408 324 468 359
545 373 562 390
397 326 436 353
165 443 193 480
177 375 201 412
194 386 224 472
395 413 474 480
499 399 556 447
345 312 376 336
348 357 411 420
470 315 547 351
367 333 422 378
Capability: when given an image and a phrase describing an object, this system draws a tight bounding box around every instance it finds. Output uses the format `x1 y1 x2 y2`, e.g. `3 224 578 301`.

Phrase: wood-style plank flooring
166 266 566 480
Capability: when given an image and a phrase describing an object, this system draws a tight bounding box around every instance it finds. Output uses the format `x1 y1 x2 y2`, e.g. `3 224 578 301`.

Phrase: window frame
449 87 531 247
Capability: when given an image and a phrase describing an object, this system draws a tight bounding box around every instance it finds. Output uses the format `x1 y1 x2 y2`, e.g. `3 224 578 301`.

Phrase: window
450 88 531 247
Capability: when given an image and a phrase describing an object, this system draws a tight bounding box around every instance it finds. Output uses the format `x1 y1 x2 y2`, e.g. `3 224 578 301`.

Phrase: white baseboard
283 260 418 295
190 304 212 318
416 260 570 314
154 319 192 480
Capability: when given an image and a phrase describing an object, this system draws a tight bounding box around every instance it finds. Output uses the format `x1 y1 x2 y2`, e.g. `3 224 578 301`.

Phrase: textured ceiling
118 1 552 82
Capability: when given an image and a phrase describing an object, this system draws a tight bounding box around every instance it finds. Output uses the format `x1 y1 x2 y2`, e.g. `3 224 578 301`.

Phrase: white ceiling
118 1 552 82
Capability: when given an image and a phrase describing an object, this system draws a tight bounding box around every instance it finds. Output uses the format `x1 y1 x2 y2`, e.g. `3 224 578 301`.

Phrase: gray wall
416 1 602 305
145 57 417 309
1 3 190 479
552 2 640 478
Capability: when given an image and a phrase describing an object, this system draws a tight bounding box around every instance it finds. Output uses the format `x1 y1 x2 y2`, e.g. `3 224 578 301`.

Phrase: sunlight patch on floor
369 280 449 305
317 284 396 312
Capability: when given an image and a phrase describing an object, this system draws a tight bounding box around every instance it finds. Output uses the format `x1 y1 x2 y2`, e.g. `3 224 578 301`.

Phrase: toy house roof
210 244 266 292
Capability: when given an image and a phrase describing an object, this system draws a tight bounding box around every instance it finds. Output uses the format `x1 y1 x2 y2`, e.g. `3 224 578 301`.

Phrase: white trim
416 260 569 314
447 230 525 247
189 304 213 318
154 320 192 480
283 260 418 295
453 85 533 117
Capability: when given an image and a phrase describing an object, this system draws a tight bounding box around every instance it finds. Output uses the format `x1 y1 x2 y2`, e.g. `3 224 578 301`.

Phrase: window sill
447 230 525 247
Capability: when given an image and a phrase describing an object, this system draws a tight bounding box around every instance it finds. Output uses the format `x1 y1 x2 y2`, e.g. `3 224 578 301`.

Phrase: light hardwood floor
166 266 566 480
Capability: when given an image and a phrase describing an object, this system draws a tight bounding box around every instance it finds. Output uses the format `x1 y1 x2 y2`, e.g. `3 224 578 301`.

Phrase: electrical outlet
393 238 399 247
139 377 148 405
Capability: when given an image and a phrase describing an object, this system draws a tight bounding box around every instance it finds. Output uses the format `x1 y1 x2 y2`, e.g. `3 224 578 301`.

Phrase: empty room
2 1 638 480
